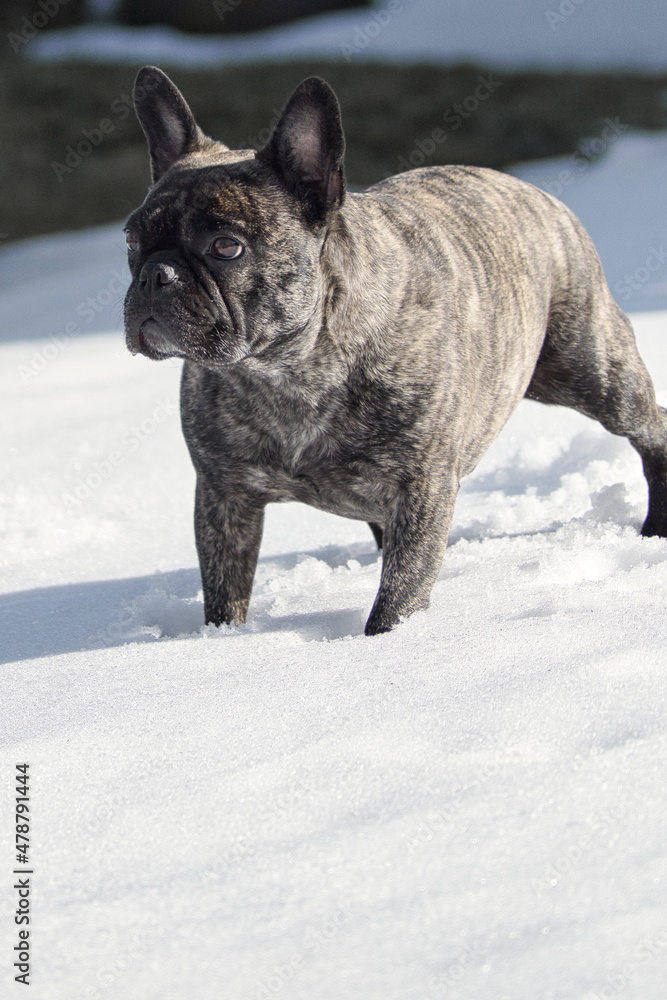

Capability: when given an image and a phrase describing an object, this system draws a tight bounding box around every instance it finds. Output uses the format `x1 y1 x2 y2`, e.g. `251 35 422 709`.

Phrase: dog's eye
125 230 140 254
209 237 243 260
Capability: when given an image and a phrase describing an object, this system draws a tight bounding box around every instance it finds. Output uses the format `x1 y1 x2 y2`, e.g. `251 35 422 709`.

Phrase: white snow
27 0 667 70
2 64 667 1000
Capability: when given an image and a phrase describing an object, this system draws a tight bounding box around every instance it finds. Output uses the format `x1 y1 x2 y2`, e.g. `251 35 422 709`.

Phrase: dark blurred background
1 0 666 244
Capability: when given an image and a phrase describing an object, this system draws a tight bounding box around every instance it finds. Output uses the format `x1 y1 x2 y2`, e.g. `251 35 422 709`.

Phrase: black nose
139 260 177 296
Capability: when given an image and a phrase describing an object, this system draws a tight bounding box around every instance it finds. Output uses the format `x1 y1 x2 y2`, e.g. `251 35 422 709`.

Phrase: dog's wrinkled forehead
131 155 284 247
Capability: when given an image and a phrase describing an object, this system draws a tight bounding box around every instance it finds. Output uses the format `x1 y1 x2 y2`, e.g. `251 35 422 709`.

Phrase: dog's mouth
125 274 243 365
129 316 246 369
127 317 181 361
136 319 173 360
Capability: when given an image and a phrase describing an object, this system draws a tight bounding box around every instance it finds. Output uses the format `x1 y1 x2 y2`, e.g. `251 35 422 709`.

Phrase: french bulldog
123 66 667 635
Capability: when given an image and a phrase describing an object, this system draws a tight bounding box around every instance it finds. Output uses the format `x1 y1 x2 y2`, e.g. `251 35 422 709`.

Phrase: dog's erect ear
133 66 219 183
258 77 345 222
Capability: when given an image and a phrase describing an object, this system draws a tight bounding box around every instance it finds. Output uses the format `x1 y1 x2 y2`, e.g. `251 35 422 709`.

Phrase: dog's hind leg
526 287 667 538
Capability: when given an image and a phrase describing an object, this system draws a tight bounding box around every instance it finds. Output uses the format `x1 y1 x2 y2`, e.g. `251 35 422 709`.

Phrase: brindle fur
124 67 667 635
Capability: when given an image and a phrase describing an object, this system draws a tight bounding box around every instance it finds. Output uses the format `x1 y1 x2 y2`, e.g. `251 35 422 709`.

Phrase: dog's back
338 165 612 473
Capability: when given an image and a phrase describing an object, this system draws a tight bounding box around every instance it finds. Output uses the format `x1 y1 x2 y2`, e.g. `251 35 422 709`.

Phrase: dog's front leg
194 478 265 627
364 474 459 636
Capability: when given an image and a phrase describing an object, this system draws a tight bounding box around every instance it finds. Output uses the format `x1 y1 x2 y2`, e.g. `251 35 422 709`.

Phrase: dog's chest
183 371 400 521
239 455 391 521
224 427 393 521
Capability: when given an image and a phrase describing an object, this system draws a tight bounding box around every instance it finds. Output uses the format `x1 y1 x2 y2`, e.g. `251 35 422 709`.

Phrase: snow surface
28 0 667 70
2 133 667 1000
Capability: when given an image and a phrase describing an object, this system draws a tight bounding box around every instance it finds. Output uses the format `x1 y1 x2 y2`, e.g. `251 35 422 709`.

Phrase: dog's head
123 66 346 369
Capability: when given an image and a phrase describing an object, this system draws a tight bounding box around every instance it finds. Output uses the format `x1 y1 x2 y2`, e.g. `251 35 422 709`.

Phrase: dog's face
123 67 346 370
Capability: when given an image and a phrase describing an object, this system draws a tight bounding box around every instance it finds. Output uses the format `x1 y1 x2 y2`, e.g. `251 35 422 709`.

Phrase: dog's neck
233 195 402 400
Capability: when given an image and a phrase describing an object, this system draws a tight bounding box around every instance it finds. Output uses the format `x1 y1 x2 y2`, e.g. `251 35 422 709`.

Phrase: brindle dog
124 67 667 635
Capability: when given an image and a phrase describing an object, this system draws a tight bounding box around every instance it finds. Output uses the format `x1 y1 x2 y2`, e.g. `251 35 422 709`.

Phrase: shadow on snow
0 543 379 664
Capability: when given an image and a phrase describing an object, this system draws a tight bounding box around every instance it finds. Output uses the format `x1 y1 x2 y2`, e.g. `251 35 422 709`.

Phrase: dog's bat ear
257 77 346 222
133 66 217 183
